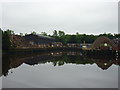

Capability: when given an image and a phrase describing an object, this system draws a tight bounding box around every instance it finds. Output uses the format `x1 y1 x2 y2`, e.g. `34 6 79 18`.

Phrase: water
2 51 119 88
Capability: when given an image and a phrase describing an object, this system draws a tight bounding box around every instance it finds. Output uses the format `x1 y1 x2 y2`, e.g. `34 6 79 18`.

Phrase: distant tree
114 33 120 38
2 31 11 51
25 33 28 36
20 33 23 36
31 31 36 35
53 30 58 37
68 35 77 43
6 29 14 35
41 32 47 36
58 31 65 37
76 32 79 35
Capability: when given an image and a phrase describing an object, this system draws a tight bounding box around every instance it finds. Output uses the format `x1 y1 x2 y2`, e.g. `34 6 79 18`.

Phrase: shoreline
2 47 119 59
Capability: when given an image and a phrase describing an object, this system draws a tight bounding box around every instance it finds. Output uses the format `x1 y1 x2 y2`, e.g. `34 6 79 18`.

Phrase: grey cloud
2 1 118 35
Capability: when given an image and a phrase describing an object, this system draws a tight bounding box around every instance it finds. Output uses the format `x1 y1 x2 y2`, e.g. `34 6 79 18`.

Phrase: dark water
2 51 119 88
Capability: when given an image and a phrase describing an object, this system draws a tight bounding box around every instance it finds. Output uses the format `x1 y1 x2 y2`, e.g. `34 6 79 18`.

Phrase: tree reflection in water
2 51 120 76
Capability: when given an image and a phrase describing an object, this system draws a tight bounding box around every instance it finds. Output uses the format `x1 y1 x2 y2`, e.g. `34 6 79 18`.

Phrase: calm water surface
2 51 119 88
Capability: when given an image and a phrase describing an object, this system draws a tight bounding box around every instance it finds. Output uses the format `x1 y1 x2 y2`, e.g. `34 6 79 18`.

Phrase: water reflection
2 51 120 76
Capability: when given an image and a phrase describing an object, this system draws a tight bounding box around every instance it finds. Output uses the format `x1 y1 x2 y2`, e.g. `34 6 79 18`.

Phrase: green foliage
41 32 47 36
52 33 98 44
68 35 77 43
52 30 58 37
51 31 119 44
58 31 65 37
31 31 36 35
2 30 14 51
114 33 120 38
20 33 23 36
99 33 114 39
2 28 120 52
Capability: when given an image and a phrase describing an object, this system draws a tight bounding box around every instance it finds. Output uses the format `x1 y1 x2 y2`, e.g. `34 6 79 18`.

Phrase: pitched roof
91 36 117 49
24 34 55 44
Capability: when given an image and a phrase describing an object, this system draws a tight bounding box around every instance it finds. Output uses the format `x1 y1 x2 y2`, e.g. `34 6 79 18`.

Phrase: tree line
30 30 120 44
51 30 120 44
1 28 120 51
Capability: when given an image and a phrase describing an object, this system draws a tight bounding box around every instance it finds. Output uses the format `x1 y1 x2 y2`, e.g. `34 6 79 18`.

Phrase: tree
6 29 14 35
2 31 11 51
76 32 79 35
25 33 28 36
58 31 65 37
20 33 23 36
41 32 47 36
68 35 77 43
53 30 58 37
31 31 36 35
114 34 120 38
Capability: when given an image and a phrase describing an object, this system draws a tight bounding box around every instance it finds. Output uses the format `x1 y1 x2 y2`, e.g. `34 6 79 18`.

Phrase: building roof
24 34 55 44
91 36 117 50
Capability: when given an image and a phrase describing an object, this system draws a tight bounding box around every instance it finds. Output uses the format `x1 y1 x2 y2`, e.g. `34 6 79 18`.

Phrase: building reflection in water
2 51 120 76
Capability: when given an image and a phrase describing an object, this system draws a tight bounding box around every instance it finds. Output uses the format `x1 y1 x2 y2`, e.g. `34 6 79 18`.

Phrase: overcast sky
1 0 119 35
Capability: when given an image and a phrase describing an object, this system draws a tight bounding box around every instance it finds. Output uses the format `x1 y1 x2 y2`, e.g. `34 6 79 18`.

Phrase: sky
1 0 119 35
